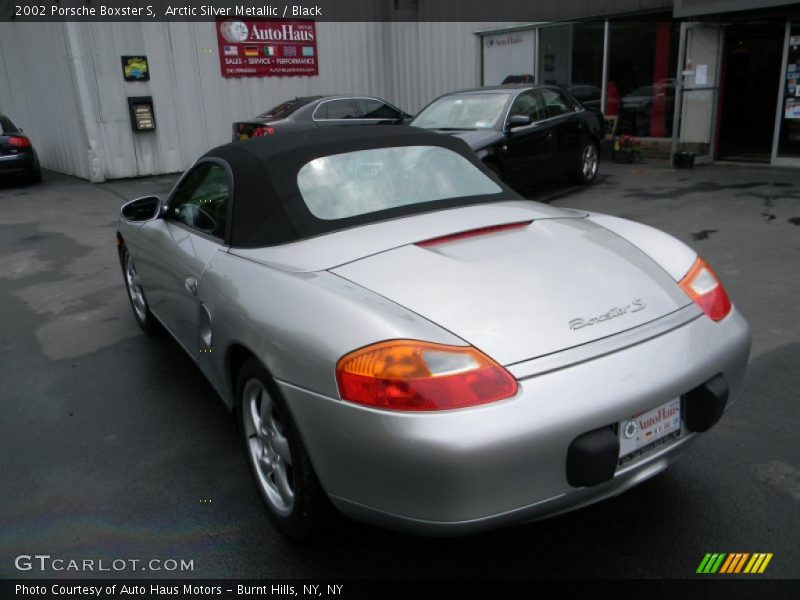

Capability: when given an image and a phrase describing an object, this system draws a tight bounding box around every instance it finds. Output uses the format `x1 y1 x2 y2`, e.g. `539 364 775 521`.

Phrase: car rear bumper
278 307 751 535
0 152 36 175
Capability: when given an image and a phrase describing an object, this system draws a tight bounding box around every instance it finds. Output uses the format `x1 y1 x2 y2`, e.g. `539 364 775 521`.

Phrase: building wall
0 22 92 179
0 20 500 181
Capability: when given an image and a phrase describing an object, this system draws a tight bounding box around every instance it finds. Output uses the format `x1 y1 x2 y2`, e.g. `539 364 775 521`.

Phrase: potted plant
613 134 642 163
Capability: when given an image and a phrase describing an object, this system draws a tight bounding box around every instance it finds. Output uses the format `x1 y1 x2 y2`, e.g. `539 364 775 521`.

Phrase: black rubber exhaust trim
566 426 620 488
683 374 729 433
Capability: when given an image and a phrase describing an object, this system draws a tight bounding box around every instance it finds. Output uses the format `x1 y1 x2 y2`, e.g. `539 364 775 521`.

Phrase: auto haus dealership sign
216 18 318 78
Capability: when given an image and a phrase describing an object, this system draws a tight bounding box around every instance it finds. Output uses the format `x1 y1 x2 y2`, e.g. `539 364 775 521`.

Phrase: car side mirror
507 115 532 130
120 195 162 222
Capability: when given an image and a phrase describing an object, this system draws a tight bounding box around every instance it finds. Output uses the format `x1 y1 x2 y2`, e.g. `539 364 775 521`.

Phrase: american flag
223 45 238 56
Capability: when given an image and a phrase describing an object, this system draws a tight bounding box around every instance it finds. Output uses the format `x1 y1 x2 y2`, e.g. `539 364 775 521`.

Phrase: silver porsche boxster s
117 126 750 537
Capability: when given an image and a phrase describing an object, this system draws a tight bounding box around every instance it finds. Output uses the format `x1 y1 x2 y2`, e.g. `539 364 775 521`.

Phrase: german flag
244 45 258 57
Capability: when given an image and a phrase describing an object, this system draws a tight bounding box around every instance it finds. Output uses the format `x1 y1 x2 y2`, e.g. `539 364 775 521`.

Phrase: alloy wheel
242 378 295 515
582 143 598 180
125 253 148 323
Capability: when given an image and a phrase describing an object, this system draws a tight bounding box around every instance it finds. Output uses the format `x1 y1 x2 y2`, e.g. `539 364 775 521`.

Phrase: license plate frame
618 397 682 464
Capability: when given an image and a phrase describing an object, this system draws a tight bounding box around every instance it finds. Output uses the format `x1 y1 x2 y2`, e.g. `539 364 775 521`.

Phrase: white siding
0 22 92 179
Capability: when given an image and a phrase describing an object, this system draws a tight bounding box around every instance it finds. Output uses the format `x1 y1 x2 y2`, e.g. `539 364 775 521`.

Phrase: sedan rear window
0 116 19 134
297 146 502 220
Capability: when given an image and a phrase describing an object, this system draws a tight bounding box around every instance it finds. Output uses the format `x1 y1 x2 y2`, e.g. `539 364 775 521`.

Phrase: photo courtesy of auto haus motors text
14 584 341 597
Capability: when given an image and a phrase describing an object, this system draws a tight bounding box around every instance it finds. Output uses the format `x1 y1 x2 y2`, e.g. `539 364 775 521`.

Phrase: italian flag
264 46 276 57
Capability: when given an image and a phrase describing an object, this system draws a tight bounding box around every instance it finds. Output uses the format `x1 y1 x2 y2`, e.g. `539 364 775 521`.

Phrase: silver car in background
117 126 750 537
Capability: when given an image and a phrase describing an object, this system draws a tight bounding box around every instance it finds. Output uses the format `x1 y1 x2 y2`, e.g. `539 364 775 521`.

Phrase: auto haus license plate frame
618 397 682 466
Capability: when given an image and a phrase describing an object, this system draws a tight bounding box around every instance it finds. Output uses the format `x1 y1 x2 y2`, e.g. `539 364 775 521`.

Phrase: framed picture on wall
121 56 150 82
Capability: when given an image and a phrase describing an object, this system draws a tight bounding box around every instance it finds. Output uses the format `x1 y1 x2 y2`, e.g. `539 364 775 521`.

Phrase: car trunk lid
330 217 691 366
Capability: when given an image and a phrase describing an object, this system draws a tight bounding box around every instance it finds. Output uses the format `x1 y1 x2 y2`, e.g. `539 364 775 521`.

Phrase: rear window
257 97 318 120
0 116 19 134
297 146 502 220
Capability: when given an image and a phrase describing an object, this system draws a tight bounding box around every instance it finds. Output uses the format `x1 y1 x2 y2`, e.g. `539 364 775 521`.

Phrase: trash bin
673 151 695 169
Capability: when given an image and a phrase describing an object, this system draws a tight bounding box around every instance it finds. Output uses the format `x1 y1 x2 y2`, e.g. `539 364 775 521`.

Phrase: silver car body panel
277 308 750 534
586 213 698 281
331 217 691 366
229 201 585 272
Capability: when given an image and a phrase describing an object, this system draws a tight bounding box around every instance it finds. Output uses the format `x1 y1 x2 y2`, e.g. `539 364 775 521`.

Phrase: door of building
673 23 723 164
717 23 784 162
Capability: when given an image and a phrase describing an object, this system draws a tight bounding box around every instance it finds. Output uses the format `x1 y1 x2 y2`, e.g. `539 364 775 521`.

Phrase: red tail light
251 126 275 137
679 257 732 321
8 136 31 148
416 221 532 247
336 340 518 411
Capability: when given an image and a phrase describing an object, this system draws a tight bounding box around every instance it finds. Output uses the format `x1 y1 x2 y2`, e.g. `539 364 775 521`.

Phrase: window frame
311 98 361 121
353 98 403 121
164 157 235 244
540 87 578 118
505 89 548 127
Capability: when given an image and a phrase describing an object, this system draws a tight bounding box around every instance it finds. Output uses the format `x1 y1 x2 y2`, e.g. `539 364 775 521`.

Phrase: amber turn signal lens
679 256 732 321
336 340 518 411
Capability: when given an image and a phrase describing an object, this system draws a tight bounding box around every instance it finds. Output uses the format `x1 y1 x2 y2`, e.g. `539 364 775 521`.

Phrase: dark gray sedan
0 115 41 184
233 95 412 141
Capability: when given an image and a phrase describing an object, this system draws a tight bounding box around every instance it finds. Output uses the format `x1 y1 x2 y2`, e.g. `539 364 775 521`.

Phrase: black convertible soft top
202 125 519 248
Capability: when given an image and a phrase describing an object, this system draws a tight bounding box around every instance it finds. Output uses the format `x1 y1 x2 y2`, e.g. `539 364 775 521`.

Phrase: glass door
672 23 724 164
775 24 800 162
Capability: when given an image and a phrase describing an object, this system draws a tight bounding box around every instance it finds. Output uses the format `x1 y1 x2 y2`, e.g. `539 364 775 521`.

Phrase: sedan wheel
571 140 599 184
121 245 158 334
236 358 332 537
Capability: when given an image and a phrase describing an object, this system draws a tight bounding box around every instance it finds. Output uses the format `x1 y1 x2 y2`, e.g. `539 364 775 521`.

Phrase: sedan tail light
8 136 31 148
250 126 275 137
336 340 518 411
679 256 732 321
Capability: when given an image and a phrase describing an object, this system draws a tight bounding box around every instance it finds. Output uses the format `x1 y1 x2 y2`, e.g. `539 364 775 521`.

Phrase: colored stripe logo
696 553 773 574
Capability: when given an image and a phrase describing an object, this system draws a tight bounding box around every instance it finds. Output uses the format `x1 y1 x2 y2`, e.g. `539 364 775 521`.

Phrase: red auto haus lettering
638 404 679 430
250 24 315 42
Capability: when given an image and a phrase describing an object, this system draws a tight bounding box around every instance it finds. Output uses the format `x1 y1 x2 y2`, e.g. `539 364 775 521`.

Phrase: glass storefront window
535 23 604 110
608 20 680 138
778 27 800 157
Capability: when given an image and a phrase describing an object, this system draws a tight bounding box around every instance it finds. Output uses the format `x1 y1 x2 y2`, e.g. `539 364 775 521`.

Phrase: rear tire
237 358 332 538
570 139 599 184
27 168 42 185
120 244 159 335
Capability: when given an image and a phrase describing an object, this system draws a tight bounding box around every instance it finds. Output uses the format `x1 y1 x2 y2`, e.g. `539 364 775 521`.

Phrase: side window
507 91 547 123
540 88 574 118
356 99 401 119
169 163 230 240
317 99 358 120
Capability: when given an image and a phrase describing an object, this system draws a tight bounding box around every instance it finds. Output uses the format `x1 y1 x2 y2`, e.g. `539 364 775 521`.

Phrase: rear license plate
618 397 681 462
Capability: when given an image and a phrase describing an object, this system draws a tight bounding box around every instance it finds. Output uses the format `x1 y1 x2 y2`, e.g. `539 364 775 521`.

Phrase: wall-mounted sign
121 56 149 81
481 30 535 86
216 18 318 78
127 97 156 131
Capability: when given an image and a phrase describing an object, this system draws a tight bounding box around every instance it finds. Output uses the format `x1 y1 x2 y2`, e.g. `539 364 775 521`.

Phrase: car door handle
184 276 198 296
545 131 554 139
